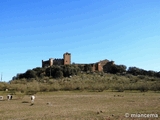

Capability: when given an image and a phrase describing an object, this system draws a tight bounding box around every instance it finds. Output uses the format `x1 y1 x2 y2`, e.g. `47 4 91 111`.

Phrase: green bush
55 70 63 78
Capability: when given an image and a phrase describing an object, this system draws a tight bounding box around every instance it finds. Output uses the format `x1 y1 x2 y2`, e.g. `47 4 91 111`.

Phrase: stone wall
42 52 71 68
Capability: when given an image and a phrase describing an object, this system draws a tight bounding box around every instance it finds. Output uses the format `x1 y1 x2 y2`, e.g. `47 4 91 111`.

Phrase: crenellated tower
63 52 71 65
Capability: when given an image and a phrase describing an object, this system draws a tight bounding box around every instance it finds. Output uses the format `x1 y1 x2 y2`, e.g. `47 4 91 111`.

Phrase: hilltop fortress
42 52 114 72
42 52 71 67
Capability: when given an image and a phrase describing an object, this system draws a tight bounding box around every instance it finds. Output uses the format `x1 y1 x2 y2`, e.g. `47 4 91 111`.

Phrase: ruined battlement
53 58 63 65
42 52 71 68
42 52 114 72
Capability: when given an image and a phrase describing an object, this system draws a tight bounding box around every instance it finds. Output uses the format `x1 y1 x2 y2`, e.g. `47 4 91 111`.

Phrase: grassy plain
0 91 159 120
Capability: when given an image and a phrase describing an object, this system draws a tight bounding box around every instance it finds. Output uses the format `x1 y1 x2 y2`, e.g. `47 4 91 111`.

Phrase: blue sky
0 0 160 82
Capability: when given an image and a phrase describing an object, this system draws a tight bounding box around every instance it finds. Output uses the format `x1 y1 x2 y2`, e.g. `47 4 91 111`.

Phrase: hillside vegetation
0 64 159 94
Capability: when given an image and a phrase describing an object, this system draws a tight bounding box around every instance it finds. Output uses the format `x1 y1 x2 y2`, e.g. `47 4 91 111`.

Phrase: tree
127 67 141 75
108 64 127 74
25 69 36 79
127 67 158 77
84 64 92 72
156 72 160 78
78 65 84 71
63 65 72 77
55 70 63 78
33 67 45 77
147 70 156 77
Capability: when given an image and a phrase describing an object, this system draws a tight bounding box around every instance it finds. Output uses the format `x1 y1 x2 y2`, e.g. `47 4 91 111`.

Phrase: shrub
55 70 63 78
25 81 40 94
0 82 8 91
150 82 160 92
113 84 124 92
137 83 149 92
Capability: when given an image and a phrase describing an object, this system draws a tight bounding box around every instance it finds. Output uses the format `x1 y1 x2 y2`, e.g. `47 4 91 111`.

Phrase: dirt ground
0 91 159 120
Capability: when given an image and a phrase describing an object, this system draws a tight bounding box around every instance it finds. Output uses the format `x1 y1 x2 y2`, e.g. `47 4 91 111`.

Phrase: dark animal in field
7 95 12 100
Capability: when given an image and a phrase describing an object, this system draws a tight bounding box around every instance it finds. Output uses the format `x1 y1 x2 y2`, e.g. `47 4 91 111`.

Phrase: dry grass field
0 91 159 120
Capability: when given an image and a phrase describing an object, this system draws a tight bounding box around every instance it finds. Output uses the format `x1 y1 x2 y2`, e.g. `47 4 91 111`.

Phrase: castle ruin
42 52 114 72
42 52 71 68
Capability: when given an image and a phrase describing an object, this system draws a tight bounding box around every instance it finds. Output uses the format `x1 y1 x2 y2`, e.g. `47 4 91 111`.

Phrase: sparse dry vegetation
0 72 160 119
7 73 160 93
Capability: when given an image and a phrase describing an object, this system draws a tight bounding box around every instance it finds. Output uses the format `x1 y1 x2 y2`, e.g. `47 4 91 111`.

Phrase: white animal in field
7 95 12 100
31 95 35 103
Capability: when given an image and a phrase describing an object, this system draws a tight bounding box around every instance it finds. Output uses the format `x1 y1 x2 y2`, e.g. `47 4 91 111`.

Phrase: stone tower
49 58 53 66
63 52 71 65
97 62 103 71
